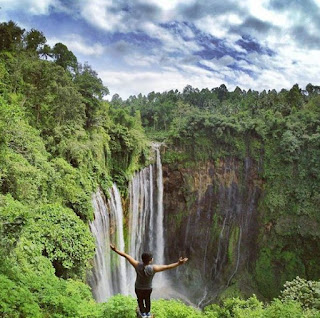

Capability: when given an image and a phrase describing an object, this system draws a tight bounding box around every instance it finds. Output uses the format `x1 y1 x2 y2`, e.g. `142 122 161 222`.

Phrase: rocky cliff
162 157 262 305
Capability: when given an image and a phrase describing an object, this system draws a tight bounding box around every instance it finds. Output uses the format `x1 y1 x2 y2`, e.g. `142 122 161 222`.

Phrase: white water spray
88 185 128 302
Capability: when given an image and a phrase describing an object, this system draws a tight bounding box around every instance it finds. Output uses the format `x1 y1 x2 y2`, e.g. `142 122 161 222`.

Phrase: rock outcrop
162 157 262 305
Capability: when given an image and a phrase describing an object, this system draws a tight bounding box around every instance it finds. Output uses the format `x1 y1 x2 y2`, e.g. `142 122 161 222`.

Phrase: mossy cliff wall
162 156 262 304
160 141 320 304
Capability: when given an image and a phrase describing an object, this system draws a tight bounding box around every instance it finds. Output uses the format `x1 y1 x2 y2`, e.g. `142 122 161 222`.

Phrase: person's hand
110 244 116 251
178 257 188 265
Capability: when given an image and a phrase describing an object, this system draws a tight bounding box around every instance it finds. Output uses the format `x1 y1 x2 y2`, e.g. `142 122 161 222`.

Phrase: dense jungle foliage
111 73 320 299
1 21 320 317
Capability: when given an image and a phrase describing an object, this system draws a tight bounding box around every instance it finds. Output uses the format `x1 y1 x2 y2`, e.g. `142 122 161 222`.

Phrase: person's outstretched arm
110 244 139 268
153 257 188 273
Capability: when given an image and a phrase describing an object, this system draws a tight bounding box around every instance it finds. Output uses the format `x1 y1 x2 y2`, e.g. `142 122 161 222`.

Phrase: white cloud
142 22 200 57
201 55 235 69
47 34 105 56
145 0 195 11
242 0 290 28
79 0 126 32
98 32 320 99
124 54 158 67
99 58 231 99
0 0 56 14
195 14 243 39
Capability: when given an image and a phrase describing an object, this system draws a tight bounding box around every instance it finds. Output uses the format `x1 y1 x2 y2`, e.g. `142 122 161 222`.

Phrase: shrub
19 204 95 278
0 274 42 318
280 276 320 309
153 299 202 318
101 294 136 318
203 295 263 318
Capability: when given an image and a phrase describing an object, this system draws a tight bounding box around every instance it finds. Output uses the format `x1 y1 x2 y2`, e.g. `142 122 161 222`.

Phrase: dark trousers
135 288 152 314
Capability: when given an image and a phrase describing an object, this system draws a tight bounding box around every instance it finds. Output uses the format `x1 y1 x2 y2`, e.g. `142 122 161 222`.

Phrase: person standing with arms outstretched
110 244 188 317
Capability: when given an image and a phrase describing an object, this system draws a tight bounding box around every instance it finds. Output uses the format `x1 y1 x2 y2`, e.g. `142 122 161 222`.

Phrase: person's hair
141 252 153 265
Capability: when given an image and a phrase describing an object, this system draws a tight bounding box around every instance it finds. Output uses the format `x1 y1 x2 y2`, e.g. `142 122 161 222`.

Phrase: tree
286 84 303 109
306 83 320 98
217 84 228 102
52 42 78 72
0 20 25 51
111 93 123 107
38 44 53 60
74 63 109 127
24 28 46 52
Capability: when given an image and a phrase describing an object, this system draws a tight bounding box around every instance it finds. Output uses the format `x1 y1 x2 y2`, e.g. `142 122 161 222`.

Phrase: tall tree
0 20 25 51
24 29 46 52
52 43 77 72
74 63 109 127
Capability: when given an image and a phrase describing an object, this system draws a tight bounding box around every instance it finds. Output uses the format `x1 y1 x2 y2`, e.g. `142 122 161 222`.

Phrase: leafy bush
152 299 202 318
101 294 136 318
280 277 320 309
0 194 30 252
0 274 42 318
203 295 263 318
19 204 95 278
264 299 305 318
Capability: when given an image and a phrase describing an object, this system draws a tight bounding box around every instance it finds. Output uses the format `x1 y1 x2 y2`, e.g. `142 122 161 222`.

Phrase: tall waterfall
128 144 166 292
89 144 166 301
155 147 165 266
88 185 128 302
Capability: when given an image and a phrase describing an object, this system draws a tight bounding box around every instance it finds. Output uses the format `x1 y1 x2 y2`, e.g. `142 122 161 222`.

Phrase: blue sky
1 0 320 99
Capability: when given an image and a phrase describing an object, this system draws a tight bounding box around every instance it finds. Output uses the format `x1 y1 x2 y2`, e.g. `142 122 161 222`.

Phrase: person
110 244 188 317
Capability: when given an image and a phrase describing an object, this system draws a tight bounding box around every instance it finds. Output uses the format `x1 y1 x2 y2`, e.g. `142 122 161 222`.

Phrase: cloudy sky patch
0 0 319 98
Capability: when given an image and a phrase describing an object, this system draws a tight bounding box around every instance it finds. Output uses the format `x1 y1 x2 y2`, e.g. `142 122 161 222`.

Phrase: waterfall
227 226 242 287
88 185 128 302
88 191 112 302
109 185 128 294
128 144 166 292
89 144 166 300
213 216 227 279
155 146 165 266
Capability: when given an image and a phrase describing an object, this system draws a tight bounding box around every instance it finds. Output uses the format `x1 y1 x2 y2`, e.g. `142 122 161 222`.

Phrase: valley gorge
89 145 264 305
1 22 320 315
88 139 320 307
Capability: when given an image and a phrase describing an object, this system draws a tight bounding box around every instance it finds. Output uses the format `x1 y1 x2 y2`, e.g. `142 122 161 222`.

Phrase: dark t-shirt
135 262 155 290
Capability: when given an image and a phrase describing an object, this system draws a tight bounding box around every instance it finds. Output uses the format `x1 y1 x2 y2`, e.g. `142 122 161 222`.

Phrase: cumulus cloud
177 0 245 21
0 0 56 14
78 0 127 32
123 53 158 67
47 34 105 57
1 0 320 98
100 67 224 99
201 55 235 69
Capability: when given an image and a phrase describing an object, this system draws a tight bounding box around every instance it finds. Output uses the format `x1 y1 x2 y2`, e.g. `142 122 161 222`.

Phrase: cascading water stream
128 143 166 293
88 191 112 302
108 185 128 294
88 185 128 302
227 226 242 287
155 146 165 266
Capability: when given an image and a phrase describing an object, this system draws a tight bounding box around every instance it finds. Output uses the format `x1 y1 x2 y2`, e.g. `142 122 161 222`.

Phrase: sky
0 0 320 99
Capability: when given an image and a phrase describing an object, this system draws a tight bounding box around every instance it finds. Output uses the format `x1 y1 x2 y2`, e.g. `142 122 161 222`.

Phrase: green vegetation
1 20 320 316
113 79 320 300
0 20 149 317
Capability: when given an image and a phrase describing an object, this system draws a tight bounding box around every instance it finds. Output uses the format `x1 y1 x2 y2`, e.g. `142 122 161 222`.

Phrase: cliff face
162 157 262 305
